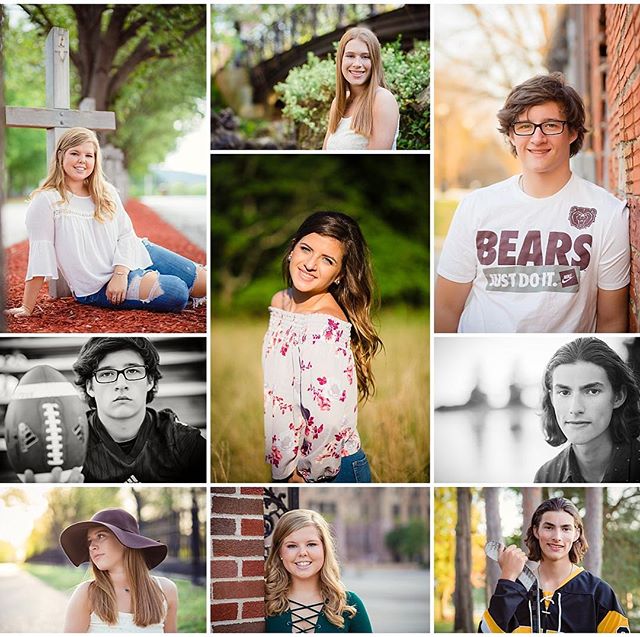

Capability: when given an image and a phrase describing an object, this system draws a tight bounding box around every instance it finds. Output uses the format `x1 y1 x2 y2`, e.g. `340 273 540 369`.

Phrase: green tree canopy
6 4 205 190
212 154 429 314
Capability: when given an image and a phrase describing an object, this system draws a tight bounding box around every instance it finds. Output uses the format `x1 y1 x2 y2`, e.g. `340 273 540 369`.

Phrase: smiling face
509 101 577 180
86 349 152 424
87 525 125 572
341 38 372 89
61 141 96 190
550 361 626 448
533 511 580 564
279 524 325 584
289 232 344 296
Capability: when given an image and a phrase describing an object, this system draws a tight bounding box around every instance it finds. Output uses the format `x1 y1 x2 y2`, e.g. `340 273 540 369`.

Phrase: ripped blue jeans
75 240 199 313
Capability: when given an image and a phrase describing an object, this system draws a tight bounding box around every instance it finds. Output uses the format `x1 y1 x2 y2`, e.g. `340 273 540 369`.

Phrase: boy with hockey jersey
480 497 629 633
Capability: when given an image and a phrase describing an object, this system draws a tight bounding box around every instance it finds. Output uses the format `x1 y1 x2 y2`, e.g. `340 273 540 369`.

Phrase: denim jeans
330 447 372 483
273 447 372 483
75 240 198 313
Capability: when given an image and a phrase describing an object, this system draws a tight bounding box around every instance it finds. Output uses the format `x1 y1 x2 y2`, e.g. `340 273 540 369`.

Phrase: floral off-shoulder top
262 307 361 482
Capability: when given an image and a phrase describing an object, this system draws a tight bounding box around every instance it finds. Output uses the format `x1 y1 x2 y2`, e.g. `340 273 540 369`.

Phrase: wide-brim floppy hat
59 508 167 570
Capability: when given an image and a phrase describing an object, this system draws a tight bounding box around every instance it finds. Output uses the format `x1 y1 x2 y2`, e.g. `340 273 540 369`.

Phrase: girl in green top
265 509 373 633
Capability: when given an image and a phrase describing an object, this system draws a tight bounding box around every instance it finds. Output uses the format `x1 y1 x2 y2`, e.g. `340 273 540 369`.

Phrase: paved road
342 566 430 633
1 195 206 250
0 563 69 632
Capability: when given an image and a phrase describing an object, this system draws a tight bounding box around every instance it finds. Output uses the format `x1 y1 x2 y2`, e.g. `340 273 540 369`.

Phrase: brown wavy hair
265 509 356 628
497 72 587 158
33 127 117 222
524 497 588 563
88 544 166 627
282 211 382 402
327 27 388 139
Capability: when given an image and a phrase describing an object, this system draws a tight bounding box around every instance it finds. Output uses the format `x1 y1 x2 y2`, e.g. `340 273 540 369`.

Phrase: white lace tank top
325 117 399 150
88 578 166 633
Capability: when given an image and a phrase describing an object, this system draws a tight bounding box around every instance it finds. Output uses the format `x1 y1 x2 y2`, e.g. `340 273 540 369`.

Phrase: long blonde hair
328 27 387 138
265 509 356 628
282 211 383 403
88 547 166 627
34 126 117 222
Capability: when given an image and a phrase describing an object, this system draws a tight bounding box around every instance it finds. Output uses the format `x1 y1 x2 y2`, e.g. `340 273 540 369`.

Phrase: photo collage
0 1 639 635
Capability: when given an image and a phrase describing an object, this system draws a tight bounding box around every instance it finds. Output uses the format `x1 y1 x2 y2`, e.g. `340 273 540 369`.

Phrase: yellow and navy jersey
479 567 629 633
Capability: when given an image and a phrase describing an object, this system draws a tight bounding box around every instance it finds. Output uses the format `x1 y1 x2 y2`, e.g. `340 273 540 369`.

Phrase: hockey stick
485 541 541 633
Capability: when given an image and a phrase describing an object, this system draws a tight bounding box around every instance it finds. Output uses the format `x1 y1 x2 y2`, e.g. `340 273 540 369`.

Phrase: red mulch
4 199 207 333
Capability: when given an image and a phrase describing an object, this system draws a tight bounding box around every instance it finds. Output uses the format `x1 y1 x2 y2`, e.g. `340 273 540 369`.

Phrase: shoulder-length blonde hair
328 27 387 139
282 211 383 403
88 547 166 627
34 126 117 222
265 509 356 628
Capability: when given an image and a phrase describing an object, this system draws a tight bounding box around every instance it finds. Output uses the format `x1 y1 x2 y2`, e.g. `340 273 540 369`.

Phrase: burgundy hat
59 508 167 570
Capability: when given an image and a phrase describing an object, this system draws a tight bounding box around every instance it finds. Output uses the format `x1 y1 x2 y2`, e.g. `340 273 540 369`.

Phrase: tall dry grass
211 310 429 482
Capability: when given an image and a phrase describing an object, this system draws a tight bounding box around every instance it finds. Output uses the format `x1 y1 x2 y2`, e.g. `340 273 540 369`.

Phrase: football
5 365 88 482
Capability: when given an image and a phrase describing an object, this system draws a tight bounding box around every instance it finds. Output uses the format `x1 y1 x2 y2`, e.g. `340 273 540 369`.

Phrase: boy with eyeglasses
436 72 630 333
71 336 205 482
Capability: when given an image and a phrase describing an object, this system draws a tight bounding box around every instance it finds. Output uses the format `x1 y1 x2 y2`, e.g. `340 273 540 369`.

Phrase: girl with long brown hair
263 211 382 483
265 509 372 632
323 27 399 150
60 508 178 632
5 127 206 317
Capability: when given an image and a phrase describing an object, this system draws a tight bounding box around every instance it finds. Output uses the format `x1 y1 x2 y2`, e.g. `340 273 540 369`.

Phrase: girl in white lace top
323 28 399 151
5 127 206 318
60 508 178 633
263 212 382 482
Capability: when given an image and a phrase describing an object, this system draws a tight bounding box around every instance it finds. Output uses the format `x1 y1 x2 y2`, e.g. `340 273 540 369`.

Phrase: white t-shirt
25 185 152 297
437 174 630 332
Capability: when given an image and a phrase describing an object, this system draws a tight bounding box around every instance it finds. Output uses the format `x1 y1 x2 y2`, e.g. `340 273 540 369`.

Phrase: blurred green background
211 154 429 482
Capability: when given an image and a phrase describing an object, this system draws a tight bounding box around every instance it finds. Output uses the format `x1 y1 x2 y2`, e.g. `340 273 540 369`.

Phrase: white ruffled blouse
25 185 152 297
262 307 361 482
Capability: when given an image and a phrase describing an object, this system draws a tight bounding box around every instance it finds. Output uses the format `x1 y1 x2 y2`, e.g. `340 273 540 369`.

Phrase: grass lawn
23 563 206 632
212 308 429 482
434 198 459 242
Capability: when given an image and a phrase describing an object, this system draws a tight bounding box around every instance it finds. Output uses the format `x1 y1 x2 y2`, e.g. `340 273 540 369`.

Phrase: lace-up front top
288 599 324 633
262 308 361 482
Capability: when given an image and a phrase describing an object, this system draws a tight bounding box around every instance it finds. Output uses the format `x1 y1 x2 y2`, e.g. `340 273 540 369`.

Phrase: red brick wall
604 6 640 328
211 487 265 632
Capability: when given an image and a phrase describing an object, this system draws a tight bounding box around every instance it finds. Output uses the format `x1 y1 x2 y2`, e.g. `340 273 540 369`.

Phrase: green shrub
275 40 429 150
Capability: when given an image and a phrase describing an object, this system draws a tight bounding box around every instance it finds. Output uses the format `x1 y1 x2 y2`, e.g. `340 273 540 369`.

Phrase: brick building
211 487 266 633
211 486 429 631
548 5 640 327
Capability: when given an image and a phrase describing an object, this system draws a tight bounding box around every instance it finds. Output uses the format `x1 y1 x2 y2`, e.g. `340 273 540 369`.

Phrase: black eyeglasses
512 120 568 136
93 366 148 384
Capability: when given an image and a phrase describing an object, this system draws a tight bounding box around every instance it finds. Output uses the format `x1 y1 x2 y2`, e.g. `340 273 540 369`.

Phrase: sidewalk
3 199 206 333
342 566 430 632
0 563 68 632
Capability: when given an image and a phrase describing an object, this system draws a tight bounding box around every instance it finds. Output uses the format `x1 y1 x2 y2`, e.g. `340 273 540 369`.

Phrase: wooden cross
4 27 116 297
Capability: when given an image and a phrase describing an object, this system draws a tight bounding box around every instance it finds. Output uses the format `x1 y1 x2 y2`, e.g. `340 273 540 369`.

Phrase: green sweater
266 591 373 633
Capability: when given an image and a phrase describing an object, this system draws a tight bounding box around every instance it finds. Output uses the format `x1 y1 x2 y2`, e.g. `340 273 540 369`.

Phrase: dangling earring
287 254 292 262
334 279 340 286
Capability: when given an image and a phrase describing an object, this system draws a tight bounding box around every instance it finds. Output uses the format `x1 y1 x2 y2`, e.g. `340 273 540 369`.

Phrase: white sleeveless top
87 577 166 633
88 610 164 633
325 116 399 150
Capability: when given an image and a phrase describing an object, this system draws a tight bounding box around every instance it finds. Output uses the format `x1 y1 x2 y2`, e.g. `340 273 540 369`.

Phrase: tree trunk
521 487 542 550
583 488 603 576
454 487 474 632
484 487 502 604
